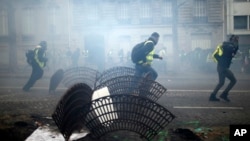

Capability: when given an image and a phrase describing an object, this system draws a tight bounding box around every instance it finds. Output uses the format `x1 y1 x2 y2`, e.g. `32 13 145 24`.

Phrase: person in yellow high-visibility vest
23 41 48 92
209 35 239 102
134 32 163 80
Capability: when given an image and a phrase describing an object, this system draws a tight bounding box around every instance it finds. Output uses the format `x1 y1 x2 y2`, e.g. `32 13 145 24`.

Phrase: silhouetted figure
23 41 48 92
209 35 239 102
132 32 163 80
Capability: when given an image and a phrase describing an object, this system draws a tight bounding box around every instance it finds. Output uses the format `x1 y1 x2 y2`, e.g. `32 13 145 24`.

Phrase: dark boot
220 93 230 102
22 86 30 92
209 93 220 101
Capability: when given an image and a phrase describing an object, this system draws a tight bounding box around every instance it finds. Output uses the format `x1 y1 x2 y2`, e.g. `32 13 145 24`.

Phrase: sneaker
209 96 220 101
209 94 220 101
22 88 29 92
220 94 230 102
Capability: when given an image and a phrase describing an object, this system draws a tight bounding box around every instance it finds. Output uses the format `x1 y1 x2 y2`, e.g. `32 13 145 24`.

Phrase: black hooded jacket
140 37 161 60
216 41 238 68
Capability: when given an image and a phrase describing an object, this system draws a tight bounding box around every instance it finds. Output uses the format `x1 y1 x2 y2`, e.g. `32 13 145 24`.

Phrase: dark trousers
212 65 237 95
135 64 158 80
131 64 158 97
23 64 44 91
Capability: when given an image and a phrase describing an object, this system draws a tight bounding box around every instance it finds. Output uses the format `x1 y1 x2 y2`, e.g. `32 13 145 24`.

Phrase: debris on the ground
25 125 89 141
171 128 203 141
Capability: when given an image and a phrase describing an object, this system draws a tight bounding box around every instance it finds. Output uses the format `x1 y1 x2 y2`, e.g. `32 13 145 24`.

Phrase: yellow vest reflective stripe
145 49 154 65
34 48 45 68
138 40 155 65
212 44 223 63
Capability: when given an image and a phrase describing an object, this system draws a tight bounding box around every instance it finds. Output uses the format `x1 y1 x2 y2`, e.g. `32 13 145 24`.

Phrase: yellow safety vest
34 48 46 68
138 40 155 65
212 44 223 63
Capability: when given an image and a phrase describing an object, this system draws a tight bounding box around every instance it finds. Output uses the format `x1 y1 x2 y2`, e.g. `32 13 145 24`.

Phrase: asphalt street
0 72 249 119
0 72 250 140
1 71 250 91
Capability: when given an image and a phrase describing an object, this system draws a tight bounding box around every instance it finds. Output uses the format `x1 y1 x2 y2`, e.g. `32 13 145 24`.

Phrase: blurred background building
0 0 249 74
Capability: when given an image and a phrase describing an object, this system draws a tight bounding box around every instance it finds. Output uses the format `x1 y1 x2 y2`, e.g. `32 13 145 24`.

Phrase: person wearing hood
134 32 163 80
23 41 48 92
209 35 239 102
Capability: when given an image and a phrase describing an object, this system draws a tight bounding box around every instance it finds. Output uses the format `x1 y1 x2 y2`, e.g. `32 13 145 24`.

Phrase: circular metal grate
52 83 93 141
95 75 167 102
61 67 100 89
81 94 175 141
95 66 136 87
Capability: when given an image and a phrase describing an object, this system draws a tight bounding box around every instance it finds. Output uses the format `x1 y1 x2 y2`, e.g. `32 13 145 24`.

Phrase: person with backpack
131 32 163 80
209 35 239 102
23 41 48 92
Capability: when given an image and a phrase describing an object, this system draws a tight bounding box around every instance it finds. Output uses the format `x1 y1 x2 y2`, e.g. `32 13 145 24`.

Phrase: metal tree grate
81 94 175 141
61 67 100 89
94 75 167 102
95 66 136 87
52 83 93 141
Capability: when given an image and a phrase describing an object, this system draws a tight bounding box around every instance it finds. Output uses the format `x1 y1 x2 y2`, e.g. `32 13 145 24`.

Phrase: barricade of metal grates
81 94 175 141
94 75 167 102
61 66 100 89
95 66 136 87
52 83 93 141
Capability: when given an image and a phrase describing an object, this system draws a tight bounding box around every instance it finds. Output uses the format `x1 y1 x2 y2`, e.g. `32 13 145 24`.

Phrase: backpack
213 41 238 63
222 41 237 57
26 49 35 65
131 41 145 64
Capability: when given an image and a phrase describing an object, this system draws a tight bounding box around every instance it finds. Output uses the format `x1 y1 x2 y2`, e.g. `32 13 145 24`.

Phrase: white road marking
173 106 244 110
0 87 67 90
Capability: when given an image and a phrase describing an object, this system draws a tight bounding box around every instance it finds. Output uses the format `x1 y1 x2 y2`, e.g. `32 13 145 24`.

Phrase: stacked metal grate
52 66 175 141
95 66 137 87
61 66 101 89
52 83 93 141
94 75 166 102
81 94 175 141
